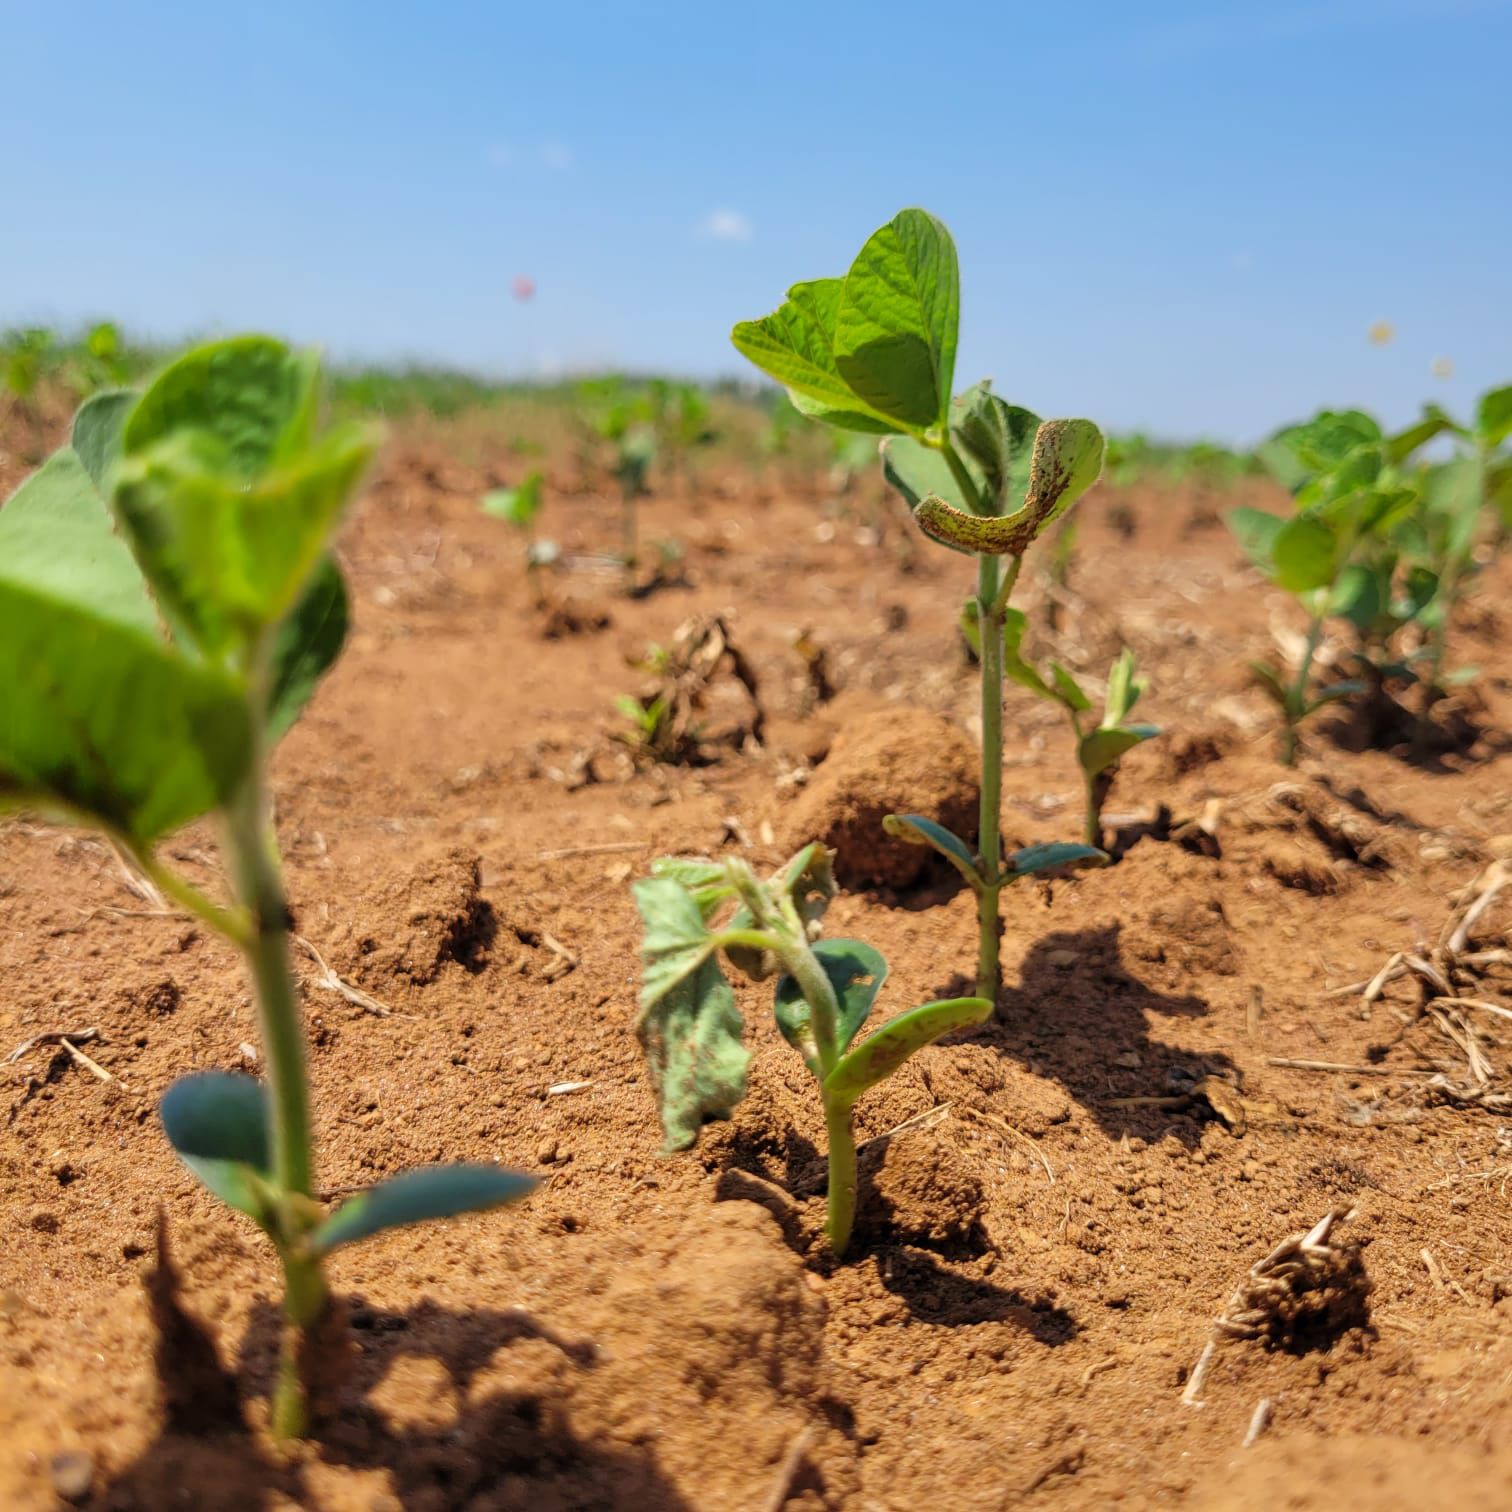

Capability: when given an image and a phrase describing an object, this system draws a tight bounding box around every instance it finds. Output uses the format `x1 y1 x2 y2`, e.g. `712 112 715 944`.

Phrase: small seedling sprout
976 621 1160 847
0 339 537 1438
732 208 1107 1005
633 846 990 1253
481 470 557 591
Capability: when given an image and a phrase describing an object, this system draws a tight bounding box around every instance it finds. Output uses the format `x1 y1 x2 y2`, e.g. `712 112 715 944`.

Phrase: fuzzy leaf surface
636 952 748 1151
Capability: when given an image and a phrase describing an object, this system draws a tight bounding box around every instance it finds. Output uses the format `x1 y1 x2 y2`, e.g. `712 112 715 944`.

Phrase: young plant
612 423 657 565
633 846 990 1253
0 339 537 1438
981 620 1160 847
481 469 557 592
1230 409 1420 763
732 208 1106 1005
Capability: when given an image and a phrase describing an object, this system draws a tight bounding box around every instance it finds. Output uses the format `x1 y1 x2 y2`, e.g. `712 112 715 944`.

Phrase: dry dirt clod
776 707 978 888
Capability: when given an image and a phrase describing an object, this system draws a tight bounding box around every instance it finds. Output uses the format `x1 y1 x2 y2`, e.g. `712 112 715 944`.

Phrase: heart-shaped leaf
1272 515 1339 593
732 278 897 435
0 451 252 841
823 997 991 1109
834 208 959 432
881 814 981 889
111 338 378 660
1008 842 1107 879
311 1163 538 1254
775 939 889 1071
159 1071 273 1221
636 951 748 1152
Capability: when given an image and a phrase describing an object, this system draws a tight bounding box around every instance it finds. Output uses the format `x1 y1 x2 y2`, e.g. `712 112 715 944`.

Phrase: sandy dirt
2 410 1510 1509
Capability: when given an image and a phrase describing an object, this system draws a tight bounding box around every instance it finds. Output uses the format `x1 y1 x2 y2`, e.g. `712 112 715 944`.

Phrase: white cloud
699 209 754 243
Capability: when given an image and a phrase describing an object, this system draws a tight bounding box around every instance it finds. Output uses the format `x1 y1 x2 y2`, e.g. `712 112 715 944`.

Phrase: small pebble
50 1450 94 1504
536 1139 559 1165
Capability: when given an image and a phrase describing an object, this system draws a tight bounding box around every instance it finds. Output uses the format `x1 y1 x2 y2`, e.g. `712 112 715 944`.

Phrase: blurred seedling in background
733 207 1106 1007
0 339 536 1438
633 846 991 1254
1231 410 1424 764
481 470 557 599
613 613 764 765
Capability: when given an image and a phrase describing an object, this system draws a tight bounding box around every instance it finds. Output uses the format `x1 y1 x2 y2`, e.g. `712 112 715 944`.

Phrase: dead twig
7 1028 101 1064
1241 1398 1273 1449
536 840 646 861
757 1427 815 1512
294 935 400 1018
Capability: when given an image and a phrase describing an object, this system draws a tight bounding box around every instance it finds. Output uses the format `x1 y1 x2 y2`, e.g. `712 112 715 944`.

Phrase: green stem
221 693 326 1438
136 851 252 947
821 1093 858 1254
1283 610 1326 767
975 550 1004 1007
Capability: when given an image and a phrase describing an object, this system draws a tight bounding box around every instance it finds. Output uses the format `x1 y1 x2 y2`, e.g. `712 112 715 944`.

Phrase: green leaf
1049 662 1092 713
159 1072 273 1222
72 389 137 490
113 412 376 659
732 278 897 435
265 557 349 739
123 336 321 478
1228 506 1284 570
633 875 718 1008
480 470 543 528
1020 419 1105 540
775 938 888 1072
881 813 982 889
882 433 984 524
0 451 253 841
311 1163 538 1254
823 997 991 1109
636 952 748 1151
1248 660 1293 710
1008 842 1107 879
1103 647 1143 724
997 607 1055 701
1078 724 1157 780
952 386 1040 513
1272 515 1339 593
1386 403 1460 463
833 208 959 431
648 857 738 919
1475 384 1512 449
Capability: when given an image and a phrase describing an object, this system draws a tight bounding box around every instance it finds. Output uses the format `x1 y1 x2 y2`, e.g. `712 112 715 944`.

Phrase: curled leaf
882 814 981 889
636 953 748 1152
823 997 991 1109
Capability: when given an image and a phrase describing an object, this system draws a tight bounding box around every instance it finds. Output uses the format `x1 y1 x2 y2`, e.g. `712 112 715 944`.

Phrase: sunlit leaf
881 814 981 889
775 938 888 1071
312 1163 538 1253
824 997 991 1108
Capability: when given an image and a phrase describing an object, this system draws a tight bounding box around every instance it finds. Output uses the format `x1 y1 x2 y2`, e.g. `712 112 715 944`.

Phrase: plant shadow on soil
948 922 1236 1147
102 1275 692 1511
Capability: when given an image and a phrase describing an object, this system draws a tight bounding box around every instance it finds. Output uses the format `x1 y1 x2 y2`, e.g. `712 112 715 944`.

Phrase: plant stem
222 703 326 1437
821 1093 858 1253
1283 610 1325 767
975 549 1004 1007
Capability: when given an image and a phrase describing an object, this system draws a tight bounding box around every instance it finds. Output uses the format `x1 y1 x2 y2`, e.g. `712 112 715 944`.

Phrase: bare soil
3 413 1510 1510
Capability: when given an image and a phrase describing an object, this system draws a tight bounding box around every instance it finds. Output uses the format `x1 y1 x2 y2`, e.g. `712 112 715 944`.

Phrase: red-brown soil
3 412 1510 1509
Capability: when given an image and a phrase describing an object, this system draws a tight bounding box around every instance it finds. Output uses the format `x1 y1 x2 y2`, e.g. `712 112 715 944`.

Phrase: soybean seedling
481 470 557 595
1230 409 1422 764
732 208 1106 1005
633 846 990 1254
977 620 1160 847
0 339 537 1438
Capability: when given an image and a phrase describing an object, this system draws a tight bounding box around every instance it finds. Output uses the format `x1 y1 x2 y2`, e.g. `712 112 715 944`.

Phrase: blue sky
4 0 1508 442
